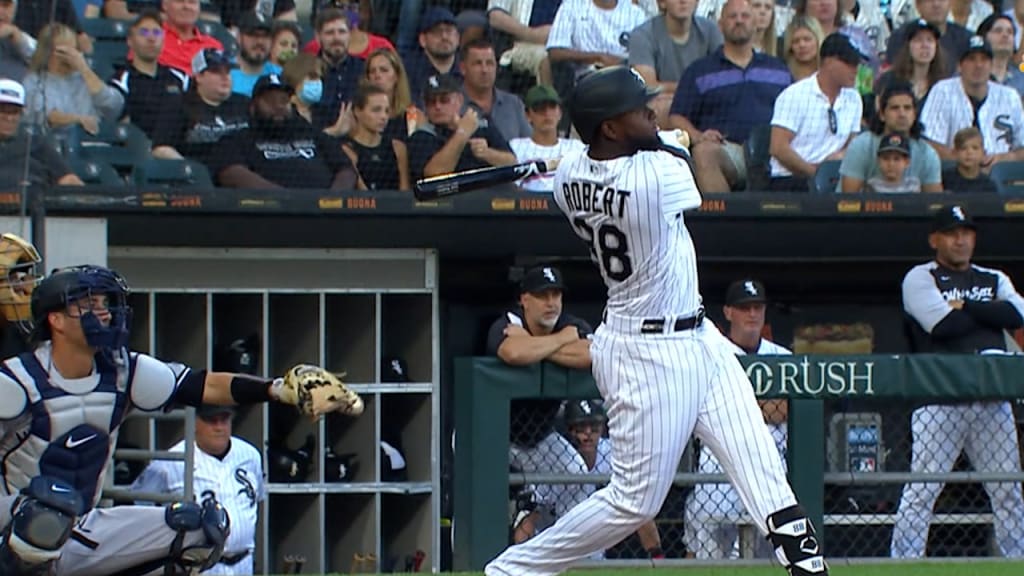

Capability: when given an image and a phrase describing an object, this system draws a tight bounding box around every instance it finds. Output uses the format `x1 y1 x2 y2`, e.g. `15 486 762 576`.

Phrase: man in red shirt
158 0 222 75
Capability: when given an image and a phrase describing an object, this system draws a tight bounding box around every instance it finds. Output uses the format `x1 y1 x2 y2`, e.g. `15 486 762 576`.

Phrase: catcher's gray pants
0 495 207 576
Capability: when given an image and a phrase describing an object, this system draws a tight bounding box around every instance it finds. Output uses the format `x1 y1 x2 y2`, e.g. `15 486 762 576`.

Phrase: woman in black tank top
342 85 410 191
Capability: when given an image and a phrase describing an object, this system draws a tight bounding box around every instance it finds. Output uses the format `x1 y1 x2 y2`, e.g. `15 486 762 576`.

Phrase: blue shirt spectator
404 6 462 106
311 7 365 131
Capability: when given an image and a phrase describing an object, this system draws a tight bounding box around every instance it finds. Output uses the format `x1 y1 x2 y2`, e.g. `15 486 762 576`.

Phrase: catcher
0 264 363 576
0 233 42 358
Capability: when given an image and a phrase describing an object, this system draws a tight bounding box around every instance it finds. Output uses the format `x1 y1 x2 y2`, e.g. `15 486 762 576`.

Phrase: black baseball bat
413 159 559 201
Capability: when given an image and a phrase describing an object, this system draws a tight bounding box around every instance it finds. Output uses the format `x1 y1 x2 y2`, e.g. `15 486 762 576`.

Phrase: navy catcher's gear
30 265 132 350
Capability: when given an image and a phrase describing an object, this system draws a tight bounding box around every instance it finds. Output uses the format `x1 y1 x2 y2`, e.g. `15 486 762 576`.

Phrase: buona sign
742 357 876 397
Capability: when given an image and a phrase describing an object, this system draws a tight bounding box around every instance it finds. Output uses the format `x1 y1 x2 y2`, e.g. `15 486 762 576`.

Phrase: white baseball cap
0 79 25 107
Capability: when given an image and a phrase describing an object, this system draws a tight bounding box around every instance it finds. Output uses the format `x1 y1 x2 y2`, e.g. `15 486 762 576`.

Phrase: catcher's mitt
272 364 364 420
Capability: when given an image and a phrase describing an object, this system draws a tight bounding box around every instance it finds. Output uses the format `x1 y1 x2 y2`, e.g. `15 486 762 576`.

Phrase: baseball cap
238 10 272 35
253 73 294 97
422 73 461 99
0 79 25 107
419 6 456 33
196 404 234 419
564 399 607 425
907 18 942 41
192 48 232 75
931 204 976 233
524 84 560 109
877 132 911 157
520 266 565 294
819 32 868 66
725 279 768 306
455 10 488 35
961 35 994 61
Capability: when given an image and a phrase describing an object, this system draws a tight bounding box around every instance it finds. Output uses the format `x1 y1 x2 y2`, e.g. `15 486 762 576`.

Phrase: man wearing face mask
230 11 282 96
210 73 358 189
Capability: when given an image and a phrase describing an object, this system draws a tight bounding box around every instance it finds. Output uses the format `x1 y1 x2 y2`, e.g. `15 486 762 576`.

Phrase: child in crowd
866 132 921 193
942 127 997 193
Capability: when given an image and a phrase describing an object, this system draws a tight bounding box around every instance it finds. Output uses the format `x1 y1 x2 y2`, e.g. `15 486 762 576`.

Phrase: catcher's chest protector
0 347 131 511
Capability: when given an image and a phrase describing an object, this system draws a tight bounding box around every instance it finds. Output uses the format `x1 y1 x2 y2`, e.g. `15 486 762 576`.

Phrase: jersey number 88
572 217 633 282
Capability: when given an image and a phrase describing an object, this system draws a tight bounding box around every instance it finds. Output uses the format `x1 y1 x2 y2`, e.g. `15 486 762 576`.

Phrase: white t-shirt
510 137 586 191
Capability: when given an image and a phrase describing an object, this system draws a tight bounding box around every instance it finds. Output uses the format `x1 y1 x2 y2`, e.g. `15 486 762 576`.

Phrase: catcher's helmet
564 399 607 426
0 233 41 331
31 265 132 350
568 65 661 144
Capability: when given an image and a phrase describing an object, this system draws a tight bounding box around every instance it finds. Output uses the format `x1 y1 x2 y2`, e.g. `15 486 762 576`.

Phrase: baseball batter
132 405 265 574
891 204 1024 558
484 65 827 576
0 265 362 576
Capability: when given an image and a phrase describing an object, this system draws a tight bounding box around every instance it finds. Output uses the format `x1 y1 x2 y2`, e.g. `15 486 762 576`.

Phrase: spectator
101 0 136 20
404 6 462 106
863 132 920 192
668 0 791 193
781 15 823 81
684 279 790 560
341 84 411 191
629 0 723 126
920 36 1024 164
873 19 945 106
15 0 92 54
282 52 324 125
456 8 491 48
485 265 592 541
460 38 531 141
769 32 864 191
205 0 298 32
109 11 189 140
509 84 585 192
312 8 365 132
364 47 422 141
840 0 890 57
382 0 426 55
302 1 396 59
151 48 249 164
1007 0 1024 52
408 73 516 180
698 0 792 38
977 13 1024 98
270 20 301 67
887 0 971 76
230 11 282 97
840 81 942 192
0 78 83 189
212 73 359 189
487 0 563 85
546 0 647 80
942 126 996 192
130 405 265 575
0 0 36 81
892 204 1024 559
892 0 991 32
794 0 876 93
561 399 665 560
158 0 223 76
750 0 778 56
22 23 124 134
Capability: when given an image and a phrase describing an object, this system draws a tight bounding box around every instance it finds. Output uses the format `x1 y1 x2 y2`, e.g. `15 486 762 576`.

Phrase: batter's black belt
639 307 705 334
220 551 250 566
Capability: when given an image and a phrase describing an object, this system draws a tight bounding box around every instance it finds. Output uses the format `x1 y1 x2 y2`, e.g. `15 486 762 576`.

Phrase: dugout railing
452 355 1024 570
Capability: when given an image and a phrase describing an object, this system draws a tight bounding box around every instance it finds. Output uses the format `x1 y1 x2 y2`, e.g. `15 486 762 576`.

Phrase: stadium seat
989 161 1024 194
66 121 151 176
744 124 771 191
68 158 126 186
89 40 129 81
134 158 213 188
81 18 130 41
197 20 238 55
812 160 842 194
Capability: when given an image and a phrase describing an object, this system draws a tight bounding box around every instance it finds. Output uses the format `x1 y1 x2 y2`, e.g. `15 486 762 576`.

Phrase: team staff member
151 48 250 166
132 405 265 574
210 74 358 189
891 204 1024 558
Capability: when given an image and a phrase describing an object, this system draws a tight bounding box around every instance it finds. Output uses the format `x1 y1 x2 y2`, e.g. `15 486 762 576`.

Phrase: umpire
891 204 1024 558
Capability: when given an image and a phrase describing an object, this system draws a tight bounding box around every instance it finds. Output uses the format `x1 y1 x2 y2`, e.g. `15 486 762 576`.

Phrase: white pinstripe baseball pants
484 320 798 576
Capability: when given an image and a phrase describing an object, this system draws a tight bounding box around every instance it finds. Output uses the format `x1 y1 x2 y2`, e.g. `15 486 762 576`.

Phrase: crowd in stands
3 0 1024 193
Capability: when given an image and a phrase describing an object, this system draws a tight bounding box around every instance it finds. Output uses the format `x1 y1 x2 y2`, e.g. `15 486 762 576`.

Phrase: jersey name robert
561 181 631 218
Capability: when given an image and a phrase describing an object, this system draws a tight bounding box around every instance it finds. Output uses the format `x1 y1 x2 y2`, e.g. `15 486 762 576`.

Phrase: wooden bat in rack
412 130 691 202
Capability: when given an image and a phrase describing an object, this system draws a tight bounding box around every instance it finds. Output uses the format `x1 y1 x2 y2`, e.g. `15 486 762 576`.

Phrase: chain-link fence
505 395 1024 561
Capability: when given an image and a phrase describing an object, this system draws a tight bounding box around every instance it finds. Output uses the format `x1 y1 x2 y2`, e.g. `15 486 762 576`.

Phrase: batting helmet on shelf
214 333 260 375
324 446 360 482
568 65 660 144
266 434 314 483
380 441 408 482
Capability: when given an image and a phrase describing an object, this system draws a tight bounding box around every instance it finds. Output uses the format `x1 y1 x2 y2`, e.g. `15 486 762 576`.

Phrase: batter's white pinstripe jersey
510 137 586 192
920 78 1024 154
132 437 265 575
552 146 703 319
546 0 648 77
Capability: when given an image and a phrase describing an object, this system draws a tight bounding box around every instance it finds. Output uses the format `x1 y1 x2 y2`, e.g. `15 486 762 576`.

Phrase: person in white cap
0 78 82 189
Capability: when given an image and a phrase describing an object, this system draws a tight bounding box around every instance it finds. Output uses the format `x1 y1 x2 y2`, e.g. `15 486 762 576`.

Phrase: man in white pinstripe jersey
132 405 265 575
484 66 828 576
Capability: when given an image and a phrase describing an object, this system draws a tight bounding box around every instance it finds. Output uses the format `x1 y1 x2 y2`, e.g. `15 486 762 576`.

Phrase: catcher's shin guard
767 505 828 575
163 497 230 575
0 477 83 576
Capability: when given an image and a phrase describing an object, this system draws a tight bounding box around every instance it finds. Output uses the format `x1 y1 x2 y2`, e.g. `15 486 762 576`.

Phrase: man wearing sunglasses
769 32 865 192
108 10 189 139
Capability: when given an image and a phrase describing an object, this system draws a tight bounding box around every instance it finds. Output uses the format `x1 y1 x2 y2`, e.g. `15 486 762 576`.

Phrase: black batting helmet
568 66 661 144
564 399 608 427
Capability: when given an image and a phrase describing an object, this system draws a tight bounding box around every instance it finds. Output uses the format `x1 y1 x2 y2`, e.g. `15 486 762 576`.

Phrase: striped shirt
770 74 863 177
920 77 1024 154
